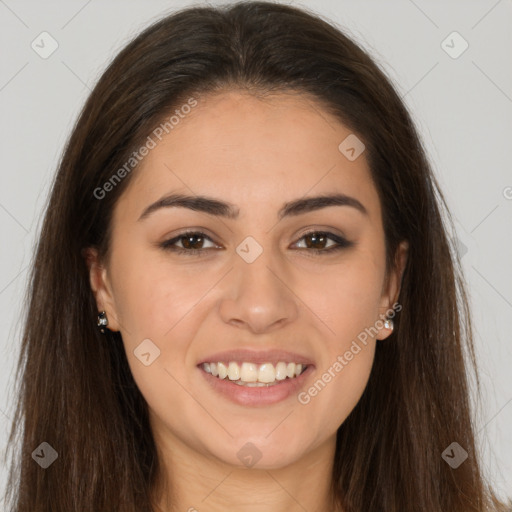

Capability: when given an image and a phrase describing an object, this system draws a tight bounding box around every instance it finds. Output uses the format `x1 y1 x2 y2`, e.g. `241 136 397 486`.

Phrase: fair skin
86 90 408 512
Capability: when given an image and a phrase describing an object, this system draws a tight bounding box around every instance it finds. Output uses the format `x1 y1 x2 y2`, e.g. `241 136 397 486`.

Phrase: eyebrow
137 192 368 222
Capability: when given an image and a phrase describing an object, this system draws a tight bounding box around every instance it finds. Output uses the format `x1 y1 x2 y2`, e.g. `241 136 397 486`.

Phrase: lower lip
199 365 314 406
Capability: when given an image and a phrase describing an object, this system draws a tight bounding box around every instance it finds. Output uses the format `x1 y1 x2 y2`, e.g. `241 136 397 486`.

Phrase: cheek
295 339 376 439
291 251 383 430
304 250 385 341
110 248 217 415
110 238 214 341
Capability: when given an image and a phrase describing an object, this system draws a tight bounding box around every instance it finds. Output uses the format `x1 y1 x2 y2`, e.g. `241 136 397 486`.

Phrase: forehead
115 90 381 224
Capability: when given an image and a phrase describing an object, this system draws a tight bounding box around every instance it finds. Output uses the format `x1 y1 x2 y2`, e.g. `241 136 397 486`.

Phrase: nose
218 243 299 334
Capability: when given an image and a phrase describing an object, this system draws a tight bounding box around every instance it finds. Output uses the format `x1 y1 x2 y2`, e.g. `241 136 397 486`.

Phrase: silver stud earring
97 311 108 334
383 318 394 331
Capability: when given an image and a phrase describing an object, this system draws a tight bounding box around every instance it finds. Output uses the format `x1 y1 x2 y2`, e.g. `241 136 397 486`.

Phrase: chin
205 433 312 471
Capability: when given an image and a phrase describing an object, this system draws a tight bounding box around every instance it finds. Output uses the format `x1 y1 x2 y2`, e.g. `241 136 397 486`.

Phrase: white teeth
275 362 288 380
201 360 308 385
258 363 276 383
228 361 240 381
240 362 258 383
217 362 228 379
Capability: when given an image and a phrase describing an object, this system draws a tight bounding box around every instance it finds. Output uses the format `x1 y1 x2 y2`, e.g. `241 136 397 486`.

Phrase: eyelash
159 230 354 256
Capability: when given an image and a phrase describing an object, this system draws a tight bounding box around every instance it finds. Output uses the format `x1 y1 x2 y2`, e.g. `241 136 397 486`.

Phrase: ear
376 240 409 340
82 247 121 332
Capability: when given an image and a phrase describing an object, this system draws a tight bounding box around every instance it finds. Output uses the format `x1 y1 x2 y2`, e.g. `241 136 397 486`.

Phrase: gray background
1 0 511 503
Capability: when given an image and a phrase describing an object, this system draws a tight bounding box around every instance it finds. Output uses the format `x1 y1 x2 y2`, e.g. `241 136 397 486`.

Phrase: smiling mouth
200 361 308 387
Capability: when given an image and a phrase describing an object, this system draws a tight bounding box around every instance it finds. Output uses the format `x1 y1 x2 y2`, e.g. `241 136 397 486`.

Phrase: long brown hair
3 1 510 510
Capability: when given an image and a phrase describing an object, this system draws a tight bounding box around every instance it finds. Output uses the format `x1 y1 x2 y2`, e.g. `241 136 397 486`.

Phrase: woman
4 1 510 511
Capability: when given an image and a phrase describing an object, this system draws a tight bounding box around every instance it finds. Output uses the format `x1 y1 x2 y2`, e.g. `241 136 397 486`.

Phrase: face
87 90 407 470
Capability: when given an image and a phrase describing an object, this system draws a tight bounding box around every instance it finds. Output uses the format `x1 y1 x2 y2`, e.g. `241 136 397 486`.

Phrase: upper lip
197 348 315 367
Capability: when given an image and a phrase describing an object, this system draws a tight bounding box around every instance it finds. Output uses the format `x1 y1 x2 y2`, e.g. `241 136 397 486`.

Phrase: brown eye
294 231 354 254
160 231 218 254
303 232 330 250
179 233 206 250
